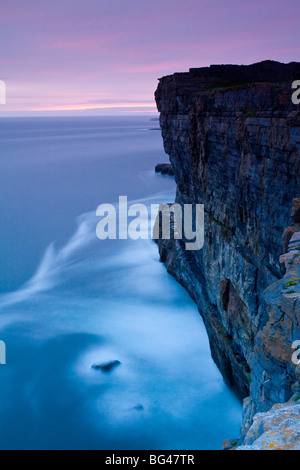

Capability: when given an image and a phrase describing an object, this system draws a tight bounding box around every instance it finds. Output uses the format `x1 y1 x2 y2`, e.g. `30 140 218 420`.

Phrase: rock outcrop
155 163 175 176
154 61 300 444
237 396 300 450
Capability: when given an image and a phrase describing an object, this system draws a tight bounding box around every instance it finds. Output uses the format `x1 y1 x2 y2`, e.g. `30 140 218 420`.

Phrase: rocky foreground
154 61 300 448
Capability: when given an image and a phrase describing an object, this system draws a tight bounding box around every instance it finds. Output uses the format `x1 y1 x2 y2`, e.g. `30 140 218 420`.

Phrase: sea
0 116 242 450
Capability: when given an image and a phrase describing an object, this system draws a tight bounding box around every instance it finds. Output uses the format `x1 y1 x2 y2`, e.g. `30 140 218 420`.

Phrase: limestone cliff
154 60 300 444
236 396 300 450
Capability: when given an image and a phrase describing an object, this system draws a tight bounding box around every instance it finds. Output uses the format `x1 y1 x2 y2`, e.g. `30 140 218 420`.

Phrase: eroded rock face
244 230 300 437
154 61 300 436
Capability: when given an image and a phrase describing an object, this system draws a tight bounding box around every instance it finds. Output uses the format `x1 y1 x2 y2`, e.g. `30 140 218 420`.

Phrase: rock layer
154 61 300 442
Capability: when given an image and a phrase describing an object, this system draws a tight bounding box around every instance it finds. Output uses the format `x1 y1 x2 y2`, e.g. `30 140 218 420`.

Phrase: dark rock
131 404 144 411
91 360 121 373
155 163 175 176
154 60 300 440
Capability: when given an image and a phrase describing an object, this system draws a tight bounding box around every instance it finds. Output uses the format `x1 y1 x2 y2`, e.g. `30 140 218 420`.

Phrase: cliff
154 60 300 445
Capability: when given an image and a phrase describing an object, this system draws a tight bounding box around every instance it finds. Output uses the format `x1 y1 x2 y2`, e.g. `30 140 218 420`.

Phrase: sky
0 0 299 116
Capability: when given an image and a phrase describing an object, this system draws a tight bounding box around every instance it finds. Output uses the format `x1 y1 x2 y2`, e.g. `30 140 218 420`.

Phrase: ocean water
0 116 242 450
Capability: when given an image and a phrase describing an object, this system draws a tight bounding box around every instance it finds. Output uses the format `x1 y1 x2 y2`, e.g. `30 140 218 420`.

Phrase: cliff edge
154 60 300 446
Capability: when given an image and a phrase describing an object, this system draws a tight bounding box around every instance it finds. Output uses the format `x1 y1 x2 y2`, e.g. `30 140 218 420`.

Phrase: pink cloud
0 0 299 114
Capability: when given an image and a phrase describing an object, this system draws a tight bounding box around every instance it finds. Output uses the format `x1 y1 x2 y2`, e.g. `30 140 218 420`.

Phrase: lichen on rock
236 397 300 450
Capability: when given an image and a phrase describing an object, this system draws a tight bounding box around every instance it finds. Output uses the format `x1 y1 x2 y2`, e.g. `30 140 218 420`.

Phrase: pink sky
0 0 299 116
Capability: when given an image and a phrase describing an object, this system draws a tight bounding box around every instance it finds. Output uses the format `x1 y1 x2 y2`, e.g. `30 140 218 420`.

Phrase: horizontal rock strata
154 61 300 444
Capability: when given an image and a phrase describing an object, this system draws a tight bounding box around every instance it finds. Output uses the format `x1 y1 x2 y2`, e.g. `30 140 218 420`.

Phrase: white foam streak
0 212 96 308
0 191 174 308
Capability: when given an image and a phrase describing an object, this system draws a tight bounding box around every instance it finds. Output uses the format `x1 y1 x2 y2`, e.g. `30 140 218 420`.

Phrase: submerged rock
131 404 144 411
91 360 121 373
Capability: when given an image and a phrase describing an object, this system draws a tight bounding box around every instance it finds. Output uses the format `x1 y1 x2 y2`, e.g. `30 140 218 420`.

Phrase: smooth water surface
0 117 242 450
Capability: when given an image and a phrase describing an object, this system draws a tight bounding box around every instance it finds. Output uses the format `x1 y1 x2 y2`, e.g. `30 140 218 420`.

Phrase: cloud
0 0 299 114
86 99 155 105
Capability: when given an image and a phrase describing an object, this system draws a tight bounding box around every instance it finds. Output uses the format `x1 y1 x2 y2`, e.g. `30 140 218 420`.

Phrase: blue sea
0 116 242 450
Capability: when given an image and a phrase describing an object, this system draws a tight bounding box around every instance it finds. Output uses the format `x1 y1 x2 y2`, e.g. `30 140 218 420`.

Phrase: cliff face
154 61 300 440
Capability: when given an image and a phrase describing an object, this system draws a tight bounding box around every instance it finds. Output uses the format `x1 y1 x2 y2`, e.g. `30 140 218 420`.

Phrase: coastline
154 60 300 448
